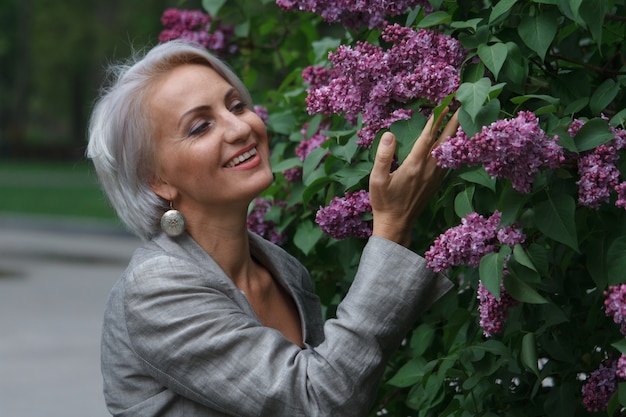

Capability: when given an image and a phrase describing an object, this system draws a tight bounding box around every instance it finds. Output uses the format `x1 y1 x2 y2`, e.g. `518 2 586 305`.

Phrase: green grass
0 160 118 221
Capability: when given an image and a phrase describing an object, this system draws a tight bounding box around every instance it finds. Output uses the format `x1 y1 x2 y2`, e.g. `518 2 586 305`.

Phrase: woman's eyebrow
177 88 238 129
178 105 211 130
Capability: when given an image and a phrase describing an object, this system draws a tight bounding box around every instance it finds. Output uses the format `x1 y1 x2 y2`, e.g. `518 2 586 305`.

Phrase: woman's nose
222 111 252 143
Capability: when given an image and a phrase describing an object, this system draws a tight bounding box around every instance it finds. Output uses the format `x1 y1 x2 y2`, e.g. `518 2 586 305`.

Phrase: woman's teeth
226 147 257 167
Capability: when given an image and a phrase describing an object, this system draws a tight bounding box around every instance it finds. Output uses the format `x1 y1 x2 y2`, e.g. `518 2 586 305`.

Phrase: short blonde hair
87 41 253 240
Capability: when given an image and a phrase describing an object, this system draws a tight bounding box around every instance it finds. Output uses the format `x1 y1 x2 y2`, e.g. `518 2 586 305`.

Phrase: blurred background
0 1 200 415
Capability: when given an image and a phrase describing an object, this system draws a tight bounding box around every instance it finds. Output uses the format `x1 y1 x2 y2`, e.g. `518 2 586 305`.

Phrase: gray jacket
101 232 452 416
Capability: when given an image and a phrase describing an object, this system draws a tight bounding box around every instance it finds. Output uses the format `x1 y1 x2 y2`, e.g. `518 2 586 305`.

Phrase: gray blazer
101 232 452 416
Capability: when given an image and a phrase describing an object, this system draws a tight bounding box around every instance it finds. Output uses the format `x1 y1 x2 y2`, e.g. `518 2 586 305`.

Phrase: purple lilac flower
576 144 621 208
616 182 626 209
617 355 626 379
247 198 287 245
604 284 626 336
315 190 372 240
477 281 518 337
304 24 464 147
581 359 619 412
158 8 236 56
433 111 564 193
276 0 432 30
425 211 525 272
570 119 626 209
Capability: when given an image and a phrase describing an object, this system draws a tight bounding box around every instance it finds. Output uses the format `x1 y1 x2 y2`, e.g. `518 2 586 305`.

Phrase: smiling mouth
225 147 258 168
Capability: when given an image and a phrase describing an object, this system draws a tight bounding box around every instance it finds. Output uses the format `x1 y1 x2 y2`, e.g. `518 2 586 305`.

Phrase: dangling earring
160 201 186 237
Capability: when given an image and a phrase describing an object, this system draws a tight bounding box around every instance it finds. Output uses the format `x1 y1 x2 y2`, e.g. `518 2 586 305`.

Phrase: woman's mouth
225 146 258 168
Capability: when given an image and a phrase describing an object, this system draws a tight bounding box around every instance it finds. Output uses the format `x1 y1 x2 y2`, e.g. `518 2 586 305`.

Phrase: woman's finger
370 132 396 190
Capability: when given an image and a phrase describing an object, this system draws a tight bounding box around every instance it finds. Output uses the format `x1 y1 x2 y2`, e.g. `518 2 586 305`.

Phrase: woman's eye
231 101 247 113
189 121 210 137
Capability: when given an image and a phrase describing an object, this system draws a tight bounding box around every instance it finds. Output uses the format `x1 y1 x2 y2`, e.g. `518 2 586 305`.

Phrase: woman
88 40 459 416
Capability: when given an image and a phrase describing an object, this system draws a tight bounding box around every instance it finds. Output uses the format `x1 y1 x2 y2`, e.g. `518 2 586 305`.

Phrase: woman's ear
149 174 178 202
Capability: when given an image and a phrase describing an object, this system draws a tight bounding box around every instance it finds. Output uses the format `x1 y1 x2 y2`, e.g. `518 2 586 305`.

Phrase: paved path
0 217 140 417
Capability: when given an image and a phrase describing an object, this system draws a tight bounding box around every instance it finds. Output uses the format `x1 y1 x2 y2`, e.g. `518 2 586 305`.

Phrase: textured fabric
101 232 453 416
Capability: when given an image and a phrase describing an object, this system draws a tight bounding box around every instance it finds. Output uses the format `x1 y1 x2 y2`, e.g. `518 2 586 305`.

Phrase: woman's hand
369 108 460 247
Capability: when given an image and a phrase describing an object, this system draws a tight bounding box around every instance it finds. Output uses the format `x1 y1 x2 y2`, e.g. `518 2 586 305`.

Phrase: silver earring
160 202 186 237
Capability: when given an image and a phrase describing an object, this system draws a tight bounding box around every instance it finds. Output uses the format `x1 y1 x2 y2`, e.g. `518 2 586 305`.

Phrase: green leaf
534 193 579 252
521 332 540 376
458 98 501 138
590 78 619 115
450 18 483 31
607 236 626 285
612 338 626 355
489 0 518 24
513 244 537 272
459 167 497 192
579 0 607 44
329 134 359 163
293 220 323 255
271 157 301 173
302 147 328 186
456 78 491 122
504 273 548 304
302 177 331 204
417 11 451 28
610 108 626 127
454 185 475 218
557 0 585 26
312 37 342 64
563 97 589 114
410 323 435 356
510 94 560 106
517 12 558 60
573 118 614 152
479 246 512 298
267 110 297 135
477 43 508 79
389 112 427 162
387 357 431 387
331 162 371 190
202 0 227 16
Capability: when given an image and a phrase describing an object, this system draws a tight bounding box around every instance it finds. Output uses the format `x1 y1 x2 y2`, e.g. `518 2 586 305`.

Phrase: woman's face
148 64 273 218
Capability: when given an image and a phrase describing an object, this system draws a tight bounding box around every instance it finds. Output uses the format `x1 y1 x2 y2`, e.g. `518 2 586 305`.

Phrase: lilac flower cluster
315 190 372 240
581 359 619 412
159 9 236 56
477 281 518 337
604 283 626 336
276 0 431 30
433 111 564 193
425 211 525 272
283 122 329 183
303 24 464 147
569 119 626 209
247 198 287 245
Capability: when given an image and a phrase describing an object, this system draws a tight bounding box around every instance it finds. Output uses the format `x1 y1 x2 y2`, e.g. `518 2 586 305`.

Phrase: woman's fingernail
382 134 392 145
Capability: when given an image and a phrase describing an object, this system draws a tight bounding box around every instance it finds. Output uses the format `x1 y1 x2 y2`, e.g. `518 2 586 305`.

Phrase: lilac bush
180 0 626 414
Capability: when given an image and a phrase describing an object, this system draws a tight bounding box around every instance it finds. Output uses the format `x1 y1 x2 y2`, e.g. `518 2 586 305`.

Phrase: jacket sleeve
123 236 453 417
